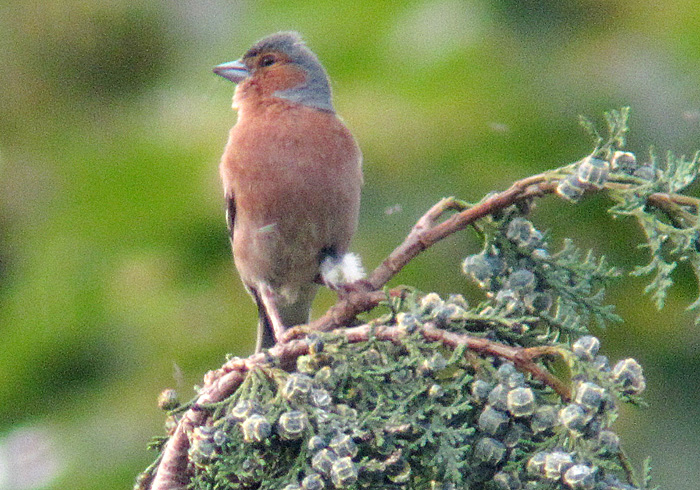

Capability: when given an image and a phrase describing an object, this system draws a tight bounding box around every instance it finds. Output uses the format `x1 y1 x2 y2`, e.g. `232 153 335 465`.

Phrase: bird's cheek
259 65 307 95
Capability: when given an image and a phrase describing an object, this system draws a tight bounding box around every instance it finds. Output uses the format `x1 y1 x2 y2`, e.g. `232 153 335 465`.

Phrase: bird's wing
225 193 236 239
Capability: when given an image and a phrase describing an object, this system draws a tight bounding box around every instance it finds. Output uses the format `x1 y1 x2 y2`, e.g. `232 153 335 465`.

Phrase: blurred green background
1 0 699 488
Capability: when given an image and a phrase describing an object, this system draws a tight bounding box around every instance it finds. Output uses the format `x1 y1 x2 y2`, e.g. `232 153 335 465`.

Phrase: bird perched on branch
214 32 364 352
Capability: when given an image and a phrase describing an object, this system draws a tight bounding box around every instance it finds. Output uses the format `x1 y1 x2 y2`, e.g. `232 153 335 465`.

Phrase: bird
213 32 364 352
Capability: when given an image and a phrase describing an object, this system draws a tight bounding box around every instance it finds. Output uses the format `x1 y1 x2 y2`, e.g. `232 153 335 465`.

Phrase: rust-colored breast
220 99 362 290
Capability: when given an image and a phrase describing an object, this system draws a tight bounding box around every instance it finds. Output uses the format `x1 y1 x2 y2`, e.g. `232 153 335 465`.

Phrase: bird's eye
260 55 276 67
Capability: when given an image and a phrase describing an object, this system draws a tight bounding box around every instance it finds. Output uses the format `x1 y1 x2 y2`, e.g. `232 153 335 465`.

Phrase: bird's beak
213 59 249 83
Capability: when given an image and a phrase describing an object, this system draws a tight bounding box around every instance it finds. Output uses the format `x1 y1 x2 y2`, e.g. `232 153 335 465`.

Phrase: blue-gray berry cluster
556 150 667 204
462 239 554 320
462 208 621 342
182 364 363 490
557 156 611 202
519 335 646 490
469 351 634 489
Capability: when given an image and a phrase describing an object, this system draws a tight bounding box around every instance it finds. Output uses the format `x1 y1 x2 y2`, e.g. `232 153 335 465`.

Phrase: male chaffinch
214 32 364 352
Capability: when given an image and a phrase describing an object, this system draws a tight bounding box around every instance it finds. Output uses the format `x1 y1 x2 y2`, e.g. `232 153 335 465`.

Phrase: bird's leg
256 283 287 345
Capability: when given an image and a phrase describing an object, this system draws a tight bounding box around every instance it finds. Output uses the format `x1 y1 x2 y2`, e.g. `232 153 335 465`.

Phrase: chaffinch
214 32 364 352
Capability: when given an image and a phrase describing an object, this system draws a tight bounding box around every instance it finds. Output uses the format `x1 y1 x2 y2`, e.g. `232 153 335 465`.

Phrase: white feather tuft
320 253 365 289
340 252 366 283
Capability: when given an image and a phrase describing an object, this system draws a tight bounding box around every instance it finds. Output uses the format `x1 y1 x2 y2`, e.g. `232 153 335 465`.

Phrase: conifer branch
143 108 696 488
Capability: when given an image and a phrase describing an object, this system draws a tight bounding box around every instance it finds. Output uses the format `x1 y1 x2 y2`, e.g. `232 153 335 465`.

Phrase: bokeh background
1 1 699 488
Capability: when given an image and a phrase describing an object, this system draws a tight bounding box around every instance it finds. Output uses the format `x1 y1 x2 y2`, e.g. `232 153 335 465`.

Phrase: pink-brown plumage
214 32 363 351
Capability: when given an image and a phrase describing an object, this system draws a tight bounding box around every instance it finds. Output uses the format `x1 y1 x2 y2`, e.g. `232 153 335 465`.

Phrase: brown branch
342 321 571 400
283 174 555 339
293 173 698 339
419 324 571 400
646 192 698 227
149 418 196 490
150 369 248 489
283 289 397 342
371 175 550 290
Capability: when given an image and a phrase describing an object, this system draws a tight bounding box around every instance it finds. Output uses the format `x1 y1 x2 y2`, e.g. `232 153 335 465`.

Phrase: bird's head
214 32 334 113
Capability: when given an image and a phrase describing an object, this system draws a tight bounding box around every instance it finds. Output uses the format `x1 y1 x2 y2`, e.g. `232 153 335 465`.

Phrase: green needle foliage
608 149 700 312
138 109 698 490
